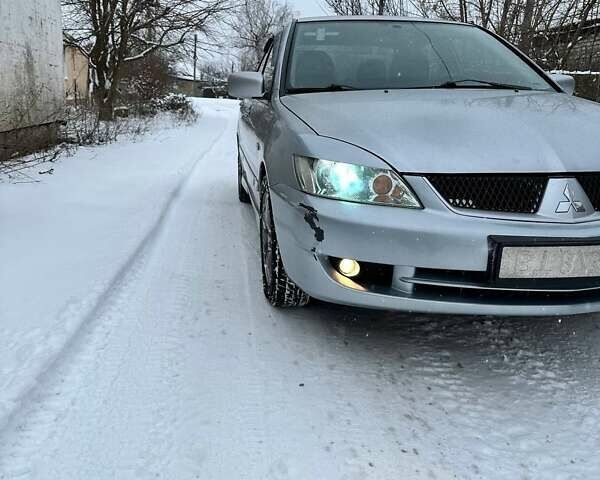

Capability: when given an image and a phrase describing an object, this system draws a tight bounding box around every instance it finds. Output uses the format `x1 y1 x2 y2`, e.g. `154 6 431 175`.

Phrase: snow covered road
1 99 600 479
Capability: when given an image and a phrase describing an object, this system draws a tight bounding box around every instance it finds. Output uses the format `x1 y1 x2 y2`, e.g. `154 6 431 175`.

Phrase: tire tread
260 176 309 308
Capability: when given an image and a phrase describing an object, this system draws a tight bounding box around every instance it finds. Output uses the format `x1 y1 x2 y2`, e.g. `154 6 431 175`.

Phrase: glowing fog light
338 258 361 278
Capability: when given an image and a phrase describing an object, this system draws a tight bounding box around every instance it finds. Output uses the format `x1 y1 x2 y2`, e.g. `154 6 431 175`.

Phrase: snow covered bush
59 94 197 148
119 53 173 102
128 94 198 124
60 104 152 146
148 94 198 123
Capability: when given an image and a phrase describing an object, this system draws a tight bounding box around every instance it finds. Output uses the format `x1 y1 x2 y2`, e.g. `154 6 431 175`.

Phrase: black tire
260 175 310 307
238 147 251 204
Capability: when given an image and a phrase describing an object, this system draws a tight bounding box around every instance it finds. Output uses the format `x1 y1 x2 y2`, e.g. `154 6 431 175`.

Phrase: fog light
338 258 360 278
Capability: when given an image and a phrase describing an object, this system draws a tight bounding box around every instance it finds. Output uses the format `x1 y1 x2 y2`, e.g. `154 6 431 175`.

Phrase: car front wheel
260 175 309 308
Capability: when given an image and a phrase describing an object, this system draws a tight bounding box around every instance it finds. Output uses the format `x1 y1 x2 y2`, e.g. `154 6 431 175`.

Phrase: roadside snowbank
0 100 232 427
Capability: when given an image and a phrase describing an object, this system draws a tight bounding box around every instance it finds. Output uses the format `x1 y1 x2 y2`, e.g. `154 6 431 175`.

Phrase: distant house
0 0 64 160
170 75 228 98
64 33 91 104
170 75 204 97
534 18 600 72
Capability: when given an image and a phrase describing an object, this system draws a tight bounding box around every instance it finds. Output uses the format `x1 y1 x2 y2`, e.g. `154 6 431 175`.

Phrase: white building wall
0 0 64 133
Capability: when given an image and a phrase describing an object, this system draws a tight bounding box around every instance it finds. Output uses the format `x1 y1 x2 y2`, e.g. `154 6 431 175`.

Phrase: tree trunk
98 100 114 121
95 87 114 121
459 0 468 23
519 0 536 56
497 0 512 37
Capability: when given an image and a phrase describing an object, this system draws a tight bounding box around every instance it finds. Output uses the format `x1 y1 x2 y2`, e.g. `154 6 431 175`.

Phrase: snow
1 98 600 479
550 69 600 75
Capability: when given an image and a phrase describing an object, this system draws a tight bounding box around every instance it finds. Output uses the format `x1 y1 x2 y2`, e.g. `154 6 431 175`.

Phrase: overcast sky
192 0 330 70
290 0 330 17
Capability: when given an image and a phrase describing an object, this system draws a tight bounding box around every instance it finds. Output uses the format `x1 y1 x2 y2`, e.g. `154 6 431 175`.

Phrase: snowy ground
1 98 600 479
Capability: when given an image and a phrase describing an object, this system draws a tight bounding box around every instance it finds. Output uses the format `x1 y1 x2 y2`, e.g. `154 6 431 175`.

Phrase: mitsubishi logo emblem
556 184 586 214
538 178 592 220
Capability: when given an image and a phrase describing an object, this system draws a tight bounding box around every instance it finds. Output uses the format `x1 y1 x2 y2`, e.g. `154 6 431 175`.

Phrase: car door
238 96 256 193
250 35 280 173
238 39 276 200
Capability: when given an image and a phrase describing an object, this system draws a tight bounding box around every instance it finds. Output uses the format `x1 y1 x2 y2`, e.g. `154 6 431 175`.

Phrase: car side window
263 34 280 93
262 49 274 93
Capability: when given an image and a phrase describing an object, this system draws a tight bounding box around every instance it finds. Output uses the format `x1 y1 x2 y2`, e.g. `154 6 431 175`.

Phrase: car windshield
286 21 554 92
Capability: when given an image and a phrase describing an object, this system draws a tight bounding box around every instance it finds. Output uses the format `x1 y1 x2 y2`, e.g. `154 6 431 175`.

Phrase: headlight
294 156 421 208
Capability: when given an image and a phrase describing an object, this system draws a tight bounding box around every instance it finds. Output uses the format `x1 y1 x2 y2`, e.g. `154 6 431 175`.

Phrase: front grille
576 174 600 211
427 175 548 213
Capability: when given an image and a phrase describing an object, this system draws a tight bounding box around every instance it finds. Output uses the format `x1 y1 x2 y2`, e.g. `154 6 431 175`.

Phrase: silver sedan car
229 16 600 316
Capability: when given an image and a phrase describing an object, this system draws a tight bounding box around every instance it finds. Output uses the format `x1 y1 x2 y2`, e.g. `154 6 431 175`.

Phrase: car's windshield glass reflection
286 21 554 92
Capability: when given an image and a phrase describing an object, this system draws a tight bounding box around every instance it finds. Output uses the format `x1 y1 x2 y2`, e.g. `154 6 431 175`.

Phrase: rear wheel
237 146 251 204
260 175 309 307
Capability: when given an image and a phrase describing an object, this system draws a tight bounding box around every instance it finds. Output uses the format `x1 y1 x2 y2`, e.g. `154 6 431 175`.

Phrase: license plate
499 245 600 279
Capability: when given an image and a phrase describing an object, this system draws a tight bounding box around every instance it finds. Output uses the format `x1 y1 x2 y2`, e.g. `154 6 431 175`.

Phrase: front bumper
270 179 600 316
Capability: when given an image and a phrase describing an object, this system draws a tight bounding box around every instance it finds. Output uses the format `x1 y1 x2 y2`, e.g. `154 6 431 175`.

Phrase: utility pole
193 33 198 82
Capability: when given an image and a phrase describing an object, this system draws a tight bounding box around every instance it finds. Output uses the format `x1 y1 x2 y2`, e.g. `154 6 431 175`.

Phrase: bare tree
119 52 174 102
325 0 600 71
62 0 231 120
324 0 407 16
229 0 294 70
436 0 600 66
196 61 232 81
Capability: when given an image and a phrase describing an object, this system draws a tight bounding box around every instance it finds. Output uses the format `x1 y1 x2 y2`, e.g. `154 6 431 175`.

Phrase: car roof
295 15 471 27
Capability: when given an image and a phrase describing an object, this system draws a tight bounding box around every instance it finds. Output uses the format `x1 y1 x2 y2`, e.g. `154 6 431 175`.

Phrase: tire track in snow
147 126 273 478
0 102 274 479
0 113 231 446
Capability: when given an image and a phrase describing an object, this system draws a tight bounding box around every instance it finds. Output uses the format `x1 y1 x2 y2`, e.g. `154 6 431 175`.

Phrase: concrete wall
64 45 90 103
567 34 600 72
573 74 600 103
0 0 64 134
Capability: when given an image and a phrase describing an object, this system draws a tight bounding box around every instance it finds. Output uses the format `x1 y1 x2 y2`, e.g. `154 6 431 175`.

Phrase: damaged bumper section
270 182 600 316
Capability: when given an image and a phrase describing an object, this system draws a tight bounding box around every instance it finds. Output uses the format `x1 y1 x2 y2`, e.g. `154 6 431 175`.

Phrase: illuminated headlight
294 156 422 208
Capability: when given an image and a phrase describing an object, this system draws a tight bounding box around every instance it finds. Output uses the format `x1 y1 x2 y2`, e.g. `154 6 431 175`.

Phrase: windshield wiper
435 79 533 90
286 84 360 94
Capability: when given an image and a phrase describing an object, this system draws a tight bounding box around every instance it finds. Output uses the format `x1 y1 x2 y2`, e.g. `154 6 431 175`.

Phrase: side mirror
549 73 575 96
228 72 264 99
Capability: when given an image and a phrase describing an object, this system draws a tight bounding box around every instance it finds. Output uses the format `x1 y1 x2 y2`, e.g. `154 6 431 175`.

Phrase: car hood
281 90 600 174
